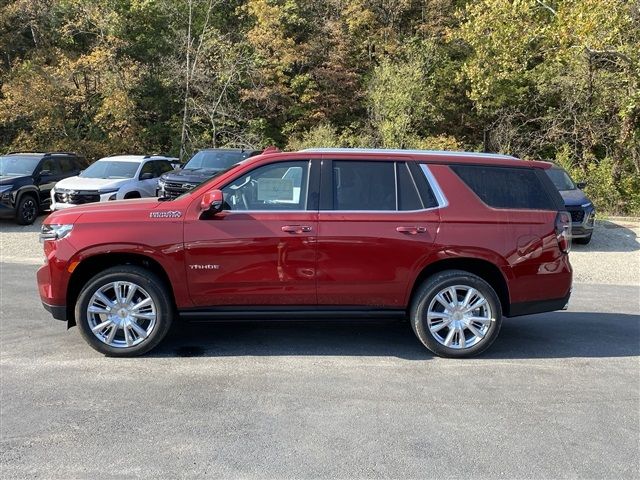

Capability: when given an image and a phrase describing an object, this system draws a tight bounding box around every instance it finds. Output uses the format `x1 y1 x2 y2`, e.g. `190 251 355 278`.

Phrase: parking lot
1 217 639 478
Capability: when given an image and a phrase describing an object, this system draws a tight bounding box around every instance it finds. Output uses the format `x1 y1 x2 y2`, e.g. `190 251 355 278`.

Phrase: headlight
158 179 166 187
99 188 119 194
40 224 73 242
581 202 592 208
0 184 13 195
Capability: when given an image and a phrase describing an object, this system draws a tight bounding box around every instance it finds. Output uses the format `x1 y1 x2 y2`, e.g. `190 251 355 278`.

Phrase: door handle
396 226 427 235
282 225 312 234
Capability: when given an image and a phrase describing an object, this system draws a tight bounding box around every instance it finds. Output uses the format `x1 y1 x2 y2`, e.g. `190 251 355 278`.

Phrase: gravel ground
1 215 638 285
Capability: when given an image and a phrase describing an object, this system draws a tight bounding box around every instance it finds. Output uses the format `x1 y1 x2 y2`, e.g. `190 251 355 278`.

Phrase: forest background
1 0 638 214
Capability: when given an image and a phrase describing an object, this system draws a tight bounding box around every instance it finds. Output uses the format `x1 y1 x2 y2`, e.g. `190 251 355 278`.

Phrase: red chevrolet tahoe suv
37 148 572 358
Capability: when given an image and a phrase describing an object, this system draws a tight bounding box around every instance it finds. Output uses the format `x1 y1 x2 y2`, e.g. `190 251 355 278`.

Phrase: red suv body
37 149 572 357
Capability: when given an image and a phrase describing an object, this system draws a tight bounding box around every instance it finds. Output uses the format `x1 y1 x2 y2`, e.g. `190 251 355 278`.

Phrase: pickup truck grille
161 181 197 199
567 208 585 223
55 190 100 205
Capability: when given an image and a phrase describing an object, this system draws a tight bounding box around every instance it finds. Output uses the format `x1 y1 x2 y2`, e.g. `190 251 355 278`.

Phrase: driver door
184 159 319 307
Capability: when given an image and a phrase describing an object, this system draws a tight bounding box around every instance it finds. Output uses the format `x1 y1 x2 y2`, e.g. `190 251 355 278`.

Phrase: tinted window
398 163 424 210
156 161 173 175
451 165 556 210
546 167 576 191
333 161 395 210
222 161 309 211
139 161 155 178
40 158 61 175
58 157 76 173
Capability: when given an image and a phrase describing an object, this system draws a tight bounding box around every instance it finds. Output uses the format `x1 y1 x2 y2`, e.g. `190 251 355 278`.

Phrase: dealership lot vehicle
545 165 596 244
37 148 573 357
50 155 174 210
0 152 87 224
157 148 261 199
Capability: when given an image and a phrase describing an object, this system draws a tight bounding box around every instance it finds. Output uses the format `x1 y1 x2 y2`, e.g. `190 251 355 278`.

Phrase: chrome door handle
396 226 427 235
282 225 312 234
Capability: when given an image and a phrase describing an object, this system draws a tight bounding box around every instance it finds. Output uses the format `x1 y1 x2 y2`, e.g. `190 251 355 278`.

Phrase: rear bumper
508 289 572 317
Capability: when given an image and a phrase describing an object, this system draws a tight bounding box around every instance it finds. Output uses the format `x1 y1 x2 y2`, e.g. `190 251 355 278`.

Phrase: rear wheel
410 270 502 358
75 266 173 356
15 194 39 225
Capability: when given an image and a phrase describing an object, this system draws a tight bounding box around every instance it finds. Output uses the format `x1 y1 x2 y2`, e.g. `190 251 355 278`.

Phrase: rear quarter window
451 165 557 210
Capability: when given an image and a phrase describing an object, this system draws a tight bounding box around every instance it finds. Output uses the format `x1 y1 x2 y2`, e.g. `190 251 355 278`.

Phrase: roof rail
299 147 517 159
262 146 281 155
6 151 79 156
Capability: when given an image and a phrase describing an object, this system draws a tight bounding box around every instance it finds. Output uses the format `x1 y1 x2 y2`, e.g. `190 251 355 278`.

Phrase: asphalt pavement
1 262 639 479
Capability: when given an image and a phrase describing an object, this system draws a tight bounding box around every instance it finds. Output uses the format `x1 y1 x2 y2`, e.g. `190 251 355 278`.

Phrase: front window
184 150 253 171
0 155 41 176
222 161 310 211
80 161 139 179
546 168 576 191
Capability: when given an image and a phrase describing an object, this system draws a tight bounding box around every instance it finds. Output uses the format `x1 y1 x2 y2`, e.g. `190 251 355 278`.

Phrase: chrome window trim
420 164 448 209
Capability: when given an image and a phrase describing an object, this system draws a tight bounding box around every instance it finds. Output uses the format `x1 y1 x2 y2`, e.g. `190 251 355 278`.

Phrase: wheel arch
65 252 175 327
409 257 512 316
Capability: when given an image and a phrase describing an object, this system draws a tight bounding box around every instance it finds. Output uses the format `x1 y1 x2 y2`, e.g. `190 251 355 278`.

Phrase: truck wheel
75 266 174 356
574 234 592 245
15 194 39 225
410 270 502 358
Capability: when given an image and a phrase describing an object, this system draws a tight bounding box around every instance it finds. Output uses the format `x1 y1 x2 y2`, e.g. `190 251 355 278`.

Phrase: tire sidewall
75 267 173 356
16 194 38 225
411 271 502 358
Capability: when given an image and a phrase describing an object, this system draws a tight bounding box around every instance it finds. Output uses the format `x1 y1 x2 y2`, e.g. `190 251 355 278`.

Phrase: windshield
184 150 253 170
546 168 576 190
80 160 139 179
0 155 40 176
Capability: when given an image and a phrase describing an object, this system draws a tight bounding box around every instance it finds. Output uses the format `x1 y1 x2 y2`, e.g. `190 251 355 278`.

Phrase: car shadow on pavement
153 320 432 360
486 311 640 359
151 311 639 360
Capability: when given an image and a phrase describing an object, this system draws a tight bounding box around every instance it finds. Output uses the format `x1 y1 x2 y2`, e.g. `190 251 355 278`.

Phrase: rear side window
333 161 395 210
331 161 440 211
451 165 556 210
58 157 76 173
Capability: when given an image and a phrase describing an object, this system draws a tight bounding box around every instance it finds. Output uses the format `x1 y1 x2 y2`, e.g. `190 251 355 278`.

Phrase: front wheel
75 266 173 356
410 270 502 358
15 194 39 225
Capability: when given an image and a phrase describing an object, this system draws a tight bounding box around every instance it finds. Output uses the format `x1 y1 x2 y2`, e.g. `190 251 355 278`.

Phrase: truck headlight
40 224 73 242
0 184 13 198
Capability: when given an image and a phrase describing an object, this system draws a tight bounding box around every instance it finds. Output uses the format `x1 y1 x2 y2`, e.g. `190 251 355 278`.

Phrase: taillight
555 211 572 253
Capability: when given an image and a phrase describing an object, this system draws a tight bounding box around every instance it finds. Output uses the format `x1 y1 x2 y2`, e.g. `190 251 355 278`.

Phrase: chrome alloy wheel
426 285 494 349
87 281 157 348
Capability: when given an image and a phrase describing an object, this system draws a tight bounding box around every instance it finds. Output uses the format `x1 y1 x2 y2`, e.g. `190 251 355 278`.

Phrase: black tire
574 234 592 245
124 191 141 199
410 270 502 358
15 194 39 225
75 266 174 356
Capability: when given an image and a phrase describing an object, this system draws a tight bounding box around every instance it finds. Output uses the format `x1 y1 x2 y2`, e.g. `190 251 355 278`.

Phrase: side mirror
576 181 587 189
200 189 224 214
140 172 154 180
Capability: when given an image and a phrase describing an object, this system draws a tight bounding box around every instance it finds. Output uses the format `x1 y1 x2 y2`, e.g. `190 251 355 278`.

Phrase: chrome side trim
420 164 448 209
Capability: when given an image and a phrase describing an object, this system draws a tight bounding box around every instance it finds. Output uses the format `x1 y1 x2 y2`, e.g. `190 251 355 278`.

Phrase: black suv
157 148 260 199
0 152 87 224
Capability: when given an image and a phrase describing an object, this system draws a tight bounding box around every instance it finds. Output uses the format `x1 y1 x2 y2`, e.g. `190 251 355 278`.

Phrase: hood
161 168 223 184
558 188 591 207
47 197 162 223
55 176 131 191
0 174 31 185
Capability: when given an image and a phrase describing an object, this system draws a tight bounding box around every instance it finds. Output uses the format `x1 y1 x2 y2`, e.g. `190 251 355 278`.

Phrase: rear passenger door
316 159 441 308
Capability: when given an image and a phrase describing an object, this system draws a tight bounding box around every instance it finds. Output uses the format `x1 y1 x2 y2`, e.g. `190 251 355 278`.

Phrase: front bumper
42 301 67 321
568 205 596 238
